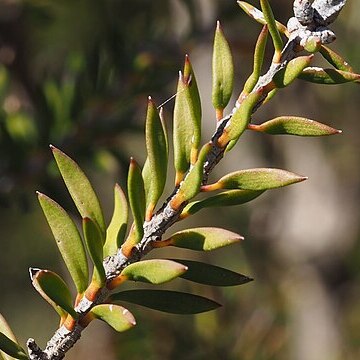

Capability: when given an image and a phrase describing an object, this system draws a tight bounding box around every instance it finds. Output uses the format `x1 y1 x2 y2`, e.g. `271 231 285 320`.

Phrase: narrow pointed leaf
0 334 28 360
182 189 264 217
169 259 253 287
51 146 105 234
212 21 234 112
111 290 221 314
0 315 27 360
120 259 187 284
204 168 307 191
299 67 360 84
238 2 288 35
303 36 322 53
273 55 313 88
103 184 128 258
168 227 243 251
37 192 89 294
243 25 269 94
127 158 146 244
218 88 264 149
258 116 341 136
173 55 202 184
260 0 283 60
143 98 168 219
171 143 211 209
30 268 77 319
82 218 106 285
90 304 136 332
320 45 354 72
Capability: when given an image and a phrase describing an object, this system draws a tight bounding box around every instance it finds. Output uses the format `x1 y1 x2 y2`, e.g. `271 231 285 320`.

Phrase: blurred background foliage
0 0 359 359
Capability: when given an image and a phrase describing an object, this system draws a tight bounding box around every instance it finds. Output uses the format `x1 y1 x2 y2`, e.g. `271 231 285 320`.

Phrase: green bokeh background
0 1 359 359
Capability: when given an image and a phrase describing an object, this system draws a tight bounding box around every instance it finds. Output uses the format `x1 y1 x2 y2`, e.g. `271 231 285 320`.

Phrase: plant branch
26 1 346 359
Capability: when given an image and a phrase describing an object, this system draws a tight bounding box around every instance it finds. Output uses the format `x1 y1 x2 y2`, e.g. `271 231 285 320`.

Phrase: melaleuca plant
0 1 357 359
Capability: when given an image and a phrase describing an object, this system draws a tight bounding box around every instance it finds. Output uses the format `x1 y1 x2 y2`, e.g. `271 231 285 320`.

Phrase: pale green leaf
212 21 234 111
120 259 187 284
37 192 89 294
30 268 77 319
127 158 146 244
90 304 136 332
173 55 202 184
144 98 168 219
51 146 105 234
258 116 341 136
103 184 128 258
169 227 243 251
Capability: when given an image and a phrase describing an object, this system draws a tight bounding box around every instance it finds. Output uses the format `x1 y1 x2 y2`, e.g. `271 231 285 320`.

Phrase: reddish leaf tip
49 144 55 150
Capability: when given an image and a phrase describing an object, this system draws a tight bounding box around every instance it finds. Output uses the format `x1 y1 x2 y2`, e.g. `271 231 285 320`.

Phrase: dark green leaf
299 67 360 84
169 259 253 287
37 192 89 294
182 189 264 218
111 290 221 314
82 218 106 286
0 333 28 360
51 146 105 235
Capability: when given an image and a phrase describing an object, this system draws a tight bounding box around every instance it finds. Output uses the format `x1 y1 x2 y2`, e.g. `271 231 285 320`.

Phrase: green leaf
299 67 360 84
260 0 283 61
173 55 202 185
37 192 89 294
143 98 168 219
90 304 136 332
0 333 28 360
303 36 321 53
218 88 264 149
168 227 243 251
258 116 341 136
238 1 288 35
120 259 187 284
273 55 313 88
127 158 146 244
320 45 354 72
82 218 106 286
103 184 128 258
203 168 307 191
243 25 269 94
0 314 28 360
170 143 211 209
182 189 264 218
111 290 221 314
169 259 253 287
30 268 77 319
212 21 234 113
51 146 105 235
